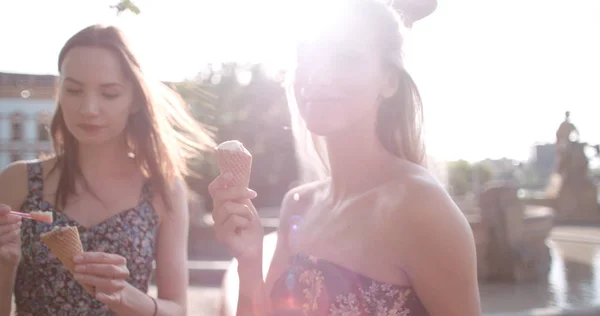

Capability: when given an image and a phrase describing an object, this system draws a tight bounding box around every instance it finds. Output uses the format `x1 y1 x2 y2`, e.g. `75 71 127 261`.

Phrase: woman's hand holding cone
209 173 264 264
73 252 130 305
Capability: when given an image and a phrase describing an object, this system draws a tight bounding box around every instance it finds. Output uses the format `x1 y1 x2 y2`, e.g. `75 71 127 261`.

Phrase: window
37 112 51 141
10 112 24 141
37 123 49 141
11 121 23 141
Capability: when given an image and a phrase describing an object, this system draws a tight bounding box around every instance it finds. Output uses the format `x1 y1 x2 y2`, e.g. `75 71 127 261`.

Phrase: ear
380 69 399 99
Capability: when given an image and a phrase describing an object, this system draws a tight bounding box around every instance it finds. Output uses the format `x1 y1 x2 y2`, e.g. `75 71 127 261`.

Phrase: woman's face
58 46 136 145
293 20 394 136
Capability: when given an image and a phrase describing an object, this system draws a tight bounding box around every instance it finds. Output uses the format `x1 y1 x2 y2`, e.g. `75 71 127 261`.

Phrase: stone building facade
0 72 57 169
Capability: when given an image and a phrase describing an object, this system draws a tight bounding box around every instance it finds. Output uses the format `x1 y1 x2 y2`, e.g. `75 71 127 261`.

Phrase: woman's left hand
73 252 130 305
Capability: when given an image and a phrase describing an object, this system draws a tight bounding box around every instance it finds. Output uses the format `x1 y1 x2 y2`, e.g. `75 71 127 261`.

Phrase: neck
325 118 397 202
76 137 136 179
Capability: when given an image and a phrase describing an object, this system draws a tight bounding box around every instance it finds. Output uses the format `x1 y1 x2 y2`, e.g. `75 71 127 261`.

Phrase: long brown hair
372 0 426 166
287 0 426 182
50 24 215 210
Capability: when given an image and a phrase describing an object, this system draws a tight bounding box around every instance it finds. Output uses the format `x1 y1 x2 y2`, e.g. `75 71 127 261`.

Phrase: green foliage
447 160 471 196
447 160 494 196
172 63 297 208
111 0 140 15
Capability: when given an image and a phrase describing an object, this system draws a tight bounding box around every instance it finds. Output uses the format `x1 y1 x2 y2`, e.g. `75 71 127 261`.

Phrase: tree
172 63 298 209
471 161 494 192
447 160 493 196
111 0 140 15
447 160 472 196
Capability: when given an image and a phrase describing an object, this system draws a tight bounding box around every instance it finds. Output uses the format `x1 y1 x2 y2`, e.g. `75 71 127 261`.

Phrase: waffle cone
218 150 252 187
40 226 94 295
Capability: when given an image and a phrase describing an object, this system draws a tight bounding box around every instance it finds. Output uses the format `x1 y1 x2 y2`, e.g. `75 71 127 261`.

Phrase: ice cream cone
40 226 94 295
217 141 252 187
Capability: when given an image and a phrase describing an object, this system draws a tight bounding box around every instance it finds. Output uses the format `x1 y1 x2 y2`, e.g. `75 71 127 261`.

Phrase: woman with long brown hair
210 0 481 315
0 24 213 315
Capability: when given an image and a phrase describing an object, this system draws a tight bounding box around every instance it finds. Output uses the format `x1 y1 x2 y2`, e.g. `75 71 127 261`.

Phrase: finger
0 227 20 244
73 252 127 265
95 292 122 306
213 202 253 227
0 221 21 236
0 204 11 216
215 215 251 244
208 173 234 195
223 214 251 233
73 274 125 293
211 186 257 210
0 214 21 225
74 263 129 279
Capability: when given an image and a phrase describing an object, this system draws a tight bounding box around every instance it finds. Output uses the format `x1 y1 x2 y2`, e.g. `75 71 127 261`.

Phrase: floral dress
14 161 159 316
271 254 429 316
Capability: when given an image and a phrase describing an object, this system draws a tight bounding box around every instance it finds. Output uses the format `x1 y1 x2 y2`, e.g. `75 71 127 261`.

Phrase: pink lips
77 123 104 133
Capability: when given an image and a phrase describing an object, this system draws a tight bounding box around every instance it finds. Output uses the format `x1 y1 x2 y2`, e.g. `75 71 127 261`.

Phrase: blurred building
0 72 56 169
529 143 556 186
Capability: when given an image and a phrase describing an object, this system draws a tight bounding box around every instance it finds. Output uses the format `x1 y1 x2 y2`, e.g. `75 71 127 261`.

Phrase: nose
79 95 100 117
307 65 333 86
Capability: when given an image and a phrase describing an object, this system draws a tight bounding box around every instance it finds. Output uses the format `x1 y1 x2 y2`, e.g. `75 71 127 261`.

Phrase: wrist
237 257 264 297
237 244 263 267
118 283 156 316
0 263 17 287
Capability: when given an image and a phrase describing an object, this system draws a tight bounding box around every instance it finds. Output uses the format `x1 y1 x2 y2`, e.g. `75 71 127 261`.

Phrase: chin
68 130 116 146
72 135 112 146
304 120 344 137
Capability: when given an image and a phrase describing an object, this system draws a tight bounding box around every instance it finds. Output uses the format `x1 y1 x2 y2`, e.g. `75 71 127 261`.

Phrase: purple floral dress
270 254 430 316
14 162 159 315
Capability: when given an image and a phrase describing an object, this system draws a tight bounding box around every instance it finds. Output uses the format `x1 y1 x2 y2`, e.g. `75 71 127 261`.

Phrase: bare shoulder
387 164 474 262
387 166 481 314
279 179 328 222
151 177 189 222
395 164 465 225
40 157 58 177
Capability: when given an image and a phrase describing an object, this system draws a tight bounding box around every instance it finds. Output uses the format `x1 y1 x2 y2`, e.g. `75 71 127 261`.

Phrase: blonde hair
51 24 215 210
286 0 426 183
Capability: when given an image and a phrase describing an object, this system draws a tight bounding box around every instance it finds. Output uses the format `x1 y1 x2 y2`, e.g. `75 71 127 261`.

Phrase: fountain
474 183 553 282
525 111 600 223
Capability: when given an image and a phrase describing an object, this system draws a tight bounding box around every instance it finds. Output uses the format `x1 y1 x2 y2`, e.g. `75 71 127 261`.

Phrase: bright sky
1 0 599 162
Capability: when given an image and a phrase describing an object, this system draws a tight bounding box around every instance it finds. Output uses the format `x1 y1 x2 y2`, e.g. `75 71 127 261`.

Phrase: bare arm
0 162 31 316
153 178 189 315
397 176 481 316
110 178 189 316
0 264 17 316
236 184 312 316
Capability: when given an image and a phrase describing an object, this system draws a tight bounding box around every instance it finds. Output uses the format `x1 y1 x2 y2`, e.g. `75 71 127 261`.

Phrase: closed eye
103 93 120 100
65 88 82 96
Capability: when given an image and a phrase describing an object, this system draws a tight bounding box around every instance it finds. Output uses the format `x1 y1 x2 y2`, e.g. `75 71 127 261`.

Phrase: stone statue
546 112 599 222
556 111 578 146
555 111 579 176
